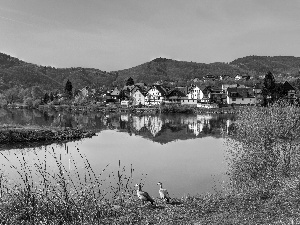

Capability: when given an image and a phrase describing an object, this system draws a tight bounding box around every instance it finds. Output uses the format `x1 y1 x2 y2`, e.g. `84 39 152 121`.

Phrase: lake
0 108 234 199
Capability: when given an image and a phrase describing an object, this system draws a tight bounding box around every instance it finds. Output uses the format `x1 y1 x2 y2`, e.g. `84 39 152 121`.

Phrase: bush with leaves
225 101 300 197
32 99 41 108
24 97 33 108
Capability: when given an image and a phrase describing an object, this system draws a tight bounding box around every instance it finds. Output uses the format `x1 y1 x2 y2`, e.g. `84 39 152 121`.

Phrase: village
74 74 297 109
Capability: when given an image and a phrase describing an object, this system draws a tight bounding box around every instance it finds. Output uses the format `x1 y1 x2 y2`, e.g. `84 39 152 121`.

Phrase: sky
0 0 300 71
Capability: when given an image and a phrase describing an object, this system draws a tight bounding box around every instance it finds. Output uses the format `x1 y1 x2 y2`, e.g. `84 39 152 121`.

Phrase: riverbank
1 179 299 224
0 125 96 145
36 103 239 115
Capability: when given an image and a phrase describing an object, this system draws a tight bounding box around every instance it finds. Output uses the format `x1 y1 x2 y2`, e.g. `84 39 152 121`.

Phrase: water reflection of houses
131 116 163 137
194 115 212 136
179 114 213 136
101 113 234 141
225 119 234 134
120 114 129 122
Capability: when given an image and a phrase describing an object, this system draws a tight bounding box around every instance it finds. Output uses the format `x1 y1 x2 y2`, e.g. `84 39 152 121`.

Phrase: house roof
204 74 217 79
176 86 188 95
122 85 135 91
210 85 223 92
253 83 263 89
135 82 147 87
242 75 250 78
201 85 222 94
227 87 255 98
132 88 147 96
111 87 120 96
150 85 167 96
221 74 233 79
166 89 187 98
282 81 295 91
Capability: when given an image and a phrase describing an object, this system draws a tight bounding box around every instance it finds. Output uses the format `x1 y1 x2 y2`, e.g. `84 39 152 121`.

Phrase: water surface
0 108 234 198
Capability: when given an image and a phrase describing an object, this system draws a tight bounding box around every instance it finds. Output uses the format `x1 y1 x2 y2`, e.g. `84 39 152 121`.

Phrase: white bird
157 182 170 202
135 183 155 205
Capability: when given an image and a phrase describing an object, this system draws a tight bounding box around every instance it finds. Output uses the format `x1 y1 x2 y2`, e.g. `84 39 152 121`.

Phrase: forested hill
1 52 300 92
112 58 242 85
112 56 300 85
0 53 117 92
230 56 300 75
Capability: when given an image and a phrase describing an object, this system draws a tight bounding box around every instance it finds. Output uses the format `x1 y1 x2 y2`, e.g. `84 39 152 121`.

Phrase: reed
1 144 299 224
0 146 146 224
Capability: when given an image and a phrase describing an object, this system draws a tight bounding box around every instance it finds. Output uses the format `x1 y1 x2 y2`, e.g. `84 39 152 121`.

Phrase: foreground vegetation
1 159 300 224
2 187 300 224
1 101 300 224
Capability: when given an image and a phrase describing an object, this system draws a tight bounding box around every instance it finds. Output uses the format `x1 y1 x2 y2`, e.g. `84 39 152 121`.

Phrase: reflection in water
0 108 235 144
0 108 235 198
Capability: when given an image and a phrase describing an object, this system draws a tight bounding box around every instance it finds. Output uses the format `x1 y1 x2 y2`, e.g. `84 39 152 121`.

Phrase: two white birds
135 182 170 205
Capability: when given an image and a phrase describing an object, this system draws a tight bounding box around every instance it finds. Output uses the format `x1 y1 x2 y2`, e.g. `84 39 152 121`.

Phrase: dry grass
1 147 300 224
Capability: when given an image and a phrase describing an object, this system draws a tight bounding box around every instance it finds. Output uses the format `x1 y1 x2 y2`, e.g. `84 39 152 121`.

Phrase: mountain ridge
0 52 300 92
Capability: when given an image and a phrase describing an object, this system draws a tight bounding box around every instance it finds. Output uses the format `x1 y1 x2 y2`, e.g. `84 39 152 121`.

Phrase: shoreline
2 103 239 114
0 125 96 146
0 178 299 224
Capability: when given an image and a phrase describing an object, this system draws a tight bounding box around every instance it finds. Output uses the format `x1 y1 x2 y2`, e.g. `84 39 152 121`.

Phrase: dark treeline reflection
0 108 235 144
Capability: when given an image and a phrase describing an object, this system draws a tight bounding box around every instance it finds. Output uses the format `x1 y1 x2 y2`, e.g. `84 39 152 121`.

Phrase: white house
145 85 167 105
81 87 89 97
110 87 120 100
222 84 238 92
187 85 203 100
227 87 257 105
234 74 242 80
132 89 147 106
253 83 263 95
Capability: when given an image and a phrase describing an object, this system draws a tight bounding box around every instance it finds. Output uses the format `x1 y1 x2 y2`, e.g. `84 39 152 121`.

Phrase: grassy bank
1 146 300 224
1 176 300 224
0 125 95 145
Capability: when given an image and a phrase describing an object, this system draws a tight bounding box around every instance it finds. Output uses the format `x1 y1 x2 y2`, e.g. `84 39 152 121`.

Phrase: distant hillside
230 55 300 75
0 53 117 92
113 56 300 85
1 52 300 92
113 58 243 85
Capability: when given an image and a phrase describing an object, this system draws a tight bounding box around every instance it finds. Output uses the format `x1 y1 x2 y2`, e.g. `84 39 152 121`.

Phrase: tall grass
0 146 147 224
224 101 300 199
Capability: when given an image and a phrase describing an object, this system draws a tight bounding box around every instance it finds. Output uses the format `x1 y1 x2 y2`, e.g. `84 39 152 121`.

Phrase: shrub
24 97 33 108
161 104 195 113
32 99 41 108
225 100 300 196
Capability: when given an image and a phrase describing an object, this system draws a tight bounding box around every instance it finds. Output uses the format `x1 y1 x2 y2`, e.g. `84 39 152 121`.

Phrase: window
232 98 236 101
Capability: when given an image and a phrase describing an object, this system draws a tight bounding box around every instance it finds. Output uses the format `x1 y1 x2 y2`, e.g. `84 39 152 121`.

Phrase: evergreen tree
126 77 134 86
65 80 73 98
262 71 276 105
49 92 54 101
43 93 50 103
